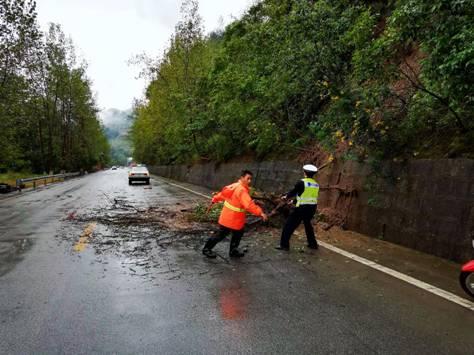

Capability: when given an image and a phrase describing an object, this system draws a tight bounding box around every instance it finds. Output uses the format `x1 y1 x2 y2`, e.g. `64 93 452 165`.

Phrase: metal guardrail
16 172 82 192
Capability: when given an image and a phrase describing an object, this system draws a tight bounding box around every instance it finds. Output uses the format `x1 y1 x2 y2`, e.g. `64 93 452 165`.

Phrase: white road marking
156 176 474 312
317 240 474 312
159 179 212 199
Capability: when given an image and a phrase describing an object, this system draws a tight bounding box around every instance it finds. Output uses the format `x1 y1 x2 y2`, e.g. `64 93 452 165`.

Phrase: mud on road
58 194 222 280
57 186 285 286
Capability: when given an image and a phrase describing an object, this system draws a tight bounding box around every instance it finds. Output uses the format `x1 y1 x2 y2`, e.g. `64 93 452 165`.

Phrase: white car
128 166 150 185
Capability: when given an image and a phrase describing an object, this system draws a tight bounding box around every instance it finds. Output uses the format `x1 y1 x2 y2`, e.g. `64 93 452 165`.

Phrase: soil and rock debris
57 188 372 285
58 193 281 282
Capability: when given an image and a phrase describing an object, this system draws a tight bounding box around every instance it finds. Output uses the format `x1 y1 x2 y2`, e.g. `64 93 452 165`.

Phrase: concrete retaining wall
150 159 474 262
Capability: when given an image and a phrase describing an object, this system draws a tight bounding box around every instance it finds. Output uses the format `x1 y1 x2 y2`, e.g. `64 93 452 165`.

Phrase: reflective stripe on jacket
212 181 263 230
296 178 319 207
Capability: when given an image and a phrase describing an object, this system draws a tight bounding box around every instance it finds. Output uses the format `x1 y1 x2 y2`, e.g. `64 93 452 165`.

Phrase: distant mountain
100 108 133 165
101 108 132 138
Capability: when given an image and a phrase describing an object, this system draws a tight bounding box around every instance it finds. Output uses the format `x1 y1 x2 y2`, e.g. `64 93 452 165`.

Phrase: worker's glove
280 194 288 201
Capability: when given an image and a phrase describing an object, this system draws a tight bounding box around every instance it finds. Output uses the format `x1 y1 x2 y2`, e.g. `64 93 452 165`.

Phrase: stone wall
150 159 474 262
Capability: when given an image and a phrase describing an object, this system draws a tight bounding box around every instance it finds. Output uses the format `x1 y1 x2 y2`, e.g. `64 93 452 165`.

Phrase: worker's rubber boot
202 248 217 258
229 231 243 257
307 243 319 250
229 249 245 258
275 246 290 251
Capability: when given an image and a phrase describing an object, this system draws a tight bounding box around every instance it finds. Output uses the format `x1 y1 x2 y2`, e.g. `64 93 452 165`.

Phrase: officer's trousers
280 206 318 248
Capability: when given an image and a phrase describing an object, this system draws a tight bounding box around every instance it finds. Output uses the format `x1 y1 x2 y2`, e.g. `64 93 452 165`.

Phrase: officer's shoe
229 249 245 258
202 249 217 258
307 244 319 250
275 246 290 251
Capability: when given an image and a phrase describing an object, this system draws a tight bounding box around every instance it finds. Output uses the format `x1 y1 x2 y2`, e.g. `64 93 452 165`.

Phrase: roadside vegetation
0 171 41 186
131 0 473 165
192 201 222 223
0 0 110 177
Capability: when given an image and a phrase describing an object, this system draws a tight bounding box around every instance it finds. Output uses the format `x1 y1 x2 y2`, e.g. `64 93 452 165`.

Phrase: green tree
132 0 474 165
0 1 110 173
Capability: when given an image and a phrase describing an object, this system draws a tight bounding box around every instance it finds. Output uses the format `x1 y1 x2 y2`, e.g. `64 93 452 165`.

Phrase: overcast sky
36 0 254 112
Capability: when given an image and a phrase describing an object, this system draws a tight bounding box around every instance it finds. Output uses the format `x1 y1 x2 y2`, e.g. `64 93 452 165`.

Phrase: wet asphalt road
0 169 473 354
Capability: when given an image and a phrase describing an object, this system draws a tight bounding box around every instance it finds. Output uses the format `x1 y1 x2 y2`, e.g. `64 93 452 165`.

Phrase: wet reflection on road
219 280 249 320
0 238 33 277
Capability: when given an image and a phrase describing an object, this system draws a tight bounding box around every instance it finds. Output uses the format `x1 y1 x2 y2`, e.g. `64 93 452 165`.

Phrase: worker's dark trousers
280 206 317 249
203 225 244 252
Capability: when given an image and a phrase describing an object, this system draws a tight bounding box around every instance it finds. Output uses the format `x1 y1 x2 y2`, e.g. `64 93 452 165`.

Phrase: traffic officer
203 170 268 258
276 164 319 251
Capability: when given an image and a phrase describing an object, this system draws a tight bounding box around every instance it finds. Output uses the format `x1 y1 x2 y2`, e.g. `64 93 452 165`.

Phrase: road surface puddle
0 239 33 277
58 197 219 281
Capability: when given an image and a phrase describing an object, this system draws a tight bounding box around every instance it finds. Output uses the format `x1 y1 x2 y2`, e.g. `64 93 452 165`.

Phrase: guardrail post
33 180 36 189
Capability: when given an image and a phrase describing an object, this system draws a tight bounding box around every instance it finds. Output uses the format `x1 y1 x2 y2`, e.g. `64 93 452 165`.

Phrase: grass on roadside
0 171 64 189
0 172 36 185
192 202 223 223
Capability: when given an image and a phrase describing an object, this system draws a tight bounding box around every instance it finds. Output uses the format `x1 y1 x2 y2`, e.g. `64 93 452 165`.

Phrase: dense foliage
0 0 109 173
132 0 473 165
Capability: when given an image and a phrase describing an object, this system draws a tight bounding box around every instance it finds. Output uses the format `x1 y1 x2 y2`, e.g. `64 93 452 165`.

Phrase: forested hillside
132 0 473 165
101 108 132 165
0 0 109 174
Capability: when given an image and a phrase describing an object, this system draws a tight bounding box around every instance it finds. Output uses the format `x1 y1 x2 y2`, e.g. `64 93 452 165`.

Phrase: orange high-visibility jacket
212 181 263 230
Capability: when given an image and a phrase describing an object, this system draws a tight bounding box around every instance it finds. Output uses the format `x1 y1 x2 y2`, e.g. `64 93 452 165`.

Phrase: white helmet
303 164 318 173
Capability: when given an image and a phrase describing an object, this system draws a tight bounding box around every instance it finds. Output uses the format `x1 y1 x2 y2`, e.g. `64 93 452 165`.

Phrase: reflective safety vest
296 178 319 207
224 200 245 213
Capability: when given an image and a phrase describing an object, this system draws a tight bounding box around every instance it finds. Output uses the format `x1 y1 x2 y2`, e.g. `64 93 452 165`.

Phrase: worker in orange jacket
203 170 268 258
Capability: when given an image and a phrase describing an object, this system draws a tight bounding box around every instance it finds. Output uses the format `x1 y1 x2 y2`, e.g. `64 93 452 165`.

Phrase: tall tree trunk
37 117 46 172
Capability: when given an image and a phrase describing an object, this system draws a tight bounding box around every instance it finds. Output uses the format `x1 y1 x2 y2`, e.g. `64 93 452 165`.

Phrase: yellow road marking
73 222 97 252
